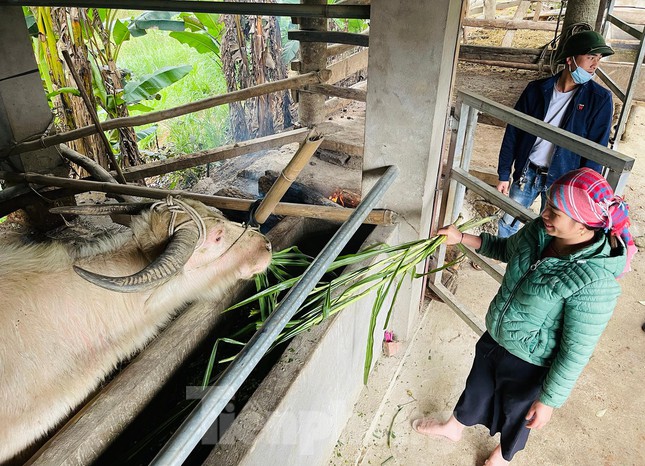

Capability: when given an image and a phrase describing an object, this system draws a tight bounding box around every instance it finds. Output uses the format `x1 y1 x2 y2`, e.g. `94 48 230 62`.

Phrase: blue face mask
570 57 594 84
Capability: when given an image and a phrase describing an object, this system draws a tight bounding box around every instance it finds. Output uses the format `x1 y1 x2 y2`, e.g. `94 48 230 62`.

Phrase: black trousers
454 332 550 461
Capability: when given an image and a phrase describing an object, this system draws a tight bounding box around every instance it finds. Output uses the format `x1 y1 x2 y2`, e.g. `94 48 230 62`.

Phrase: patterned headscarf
547 168 636 276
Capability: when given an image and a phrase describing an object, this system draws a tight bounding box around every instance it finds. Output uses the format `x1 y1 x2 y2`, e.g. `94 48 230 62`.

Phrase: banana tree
29 6 107 170
26 8 195 171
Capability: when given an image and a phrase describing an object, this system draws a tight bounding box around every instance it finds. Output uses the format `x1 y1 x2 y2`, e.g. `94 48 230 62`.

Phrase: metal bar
149 165 399 466
447 102 470 224
596 67 626 102
451 166 537 223
0 0 370 19
606 13 643 40
426 282 485 336
461 245 504 284
451 106 479 222
613 31 645 145
458 90 635 174
605 168 631 196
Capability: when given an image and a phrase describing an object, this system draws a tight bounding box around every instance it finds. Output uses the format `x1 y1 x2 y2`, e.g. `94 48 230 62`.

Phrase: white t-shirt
528 86 576 168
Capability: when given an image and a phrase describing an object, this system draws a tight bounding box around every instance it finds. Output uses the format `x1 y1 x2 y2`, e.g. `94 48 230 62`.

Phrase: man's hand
525 401 554 429
496 180 510 195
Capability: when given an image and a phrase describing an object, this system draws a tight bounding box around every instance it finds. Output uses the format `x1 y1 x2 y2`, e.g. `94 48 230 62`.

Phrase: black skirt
453 332 550 461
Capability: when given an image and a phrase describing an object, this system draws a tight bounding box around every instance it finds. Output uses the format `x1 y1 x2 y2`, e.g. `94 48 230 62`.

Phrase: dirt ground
327 63 645 465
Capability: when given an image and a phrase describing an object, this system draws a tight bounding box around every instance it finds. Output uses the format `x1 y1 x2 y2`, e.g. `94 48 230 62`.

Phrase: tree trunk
221 0 292 142
562 0 601 30
222 14 252 141
48 8 106 174
88 9 143 168
555 0 602 61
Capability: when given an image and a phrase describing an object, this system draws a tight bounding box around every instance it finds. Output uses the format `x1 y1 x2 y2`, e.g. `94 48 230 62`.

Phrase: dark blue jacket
497 72 612 186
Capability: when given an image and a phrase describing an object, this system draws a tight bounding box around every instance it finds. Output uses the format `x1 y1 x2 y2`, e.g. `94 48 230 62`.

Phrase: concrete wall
204 1 464 463
0 6 63 175
362 0 463 340
205 222 396 466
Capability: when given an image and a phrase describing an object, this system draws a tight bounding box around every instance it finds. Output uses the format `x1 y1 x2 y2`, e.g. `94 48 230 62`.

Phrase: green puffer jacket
477 218 626 408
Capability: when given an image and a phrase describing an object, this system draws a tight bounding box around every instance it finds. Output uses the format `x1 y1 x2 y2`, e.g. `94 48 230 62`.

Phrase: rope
151 196 207 250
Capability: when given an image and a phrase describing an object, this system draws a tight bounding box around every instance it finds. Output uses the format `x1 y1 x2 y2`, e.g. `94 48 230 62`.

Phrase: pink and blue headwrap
547 168 636 276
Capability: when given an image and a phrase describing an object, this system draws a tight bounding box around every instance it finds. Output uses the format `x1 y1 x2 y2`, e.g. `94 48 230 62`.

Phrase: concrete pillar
362 0 463 341
297 0 327 126
0 6 68 226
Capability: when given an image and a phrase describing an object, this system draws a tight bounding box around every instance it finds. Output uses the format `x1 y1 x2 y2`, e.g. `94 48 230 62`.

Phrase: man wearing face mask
496 29 614 238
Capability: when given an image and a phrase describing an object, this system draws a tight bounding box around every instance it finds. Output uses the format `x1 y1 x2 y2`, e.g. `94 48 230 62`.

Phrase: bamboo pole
7 71 329 156
61 49 127 184
253 129 324 224
0 171 397 226
115 127 311 181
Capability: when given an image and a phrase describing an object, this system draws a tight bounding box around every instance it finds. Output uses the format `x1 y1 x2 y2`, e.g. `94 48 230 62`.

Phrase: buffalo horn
73 227 200 293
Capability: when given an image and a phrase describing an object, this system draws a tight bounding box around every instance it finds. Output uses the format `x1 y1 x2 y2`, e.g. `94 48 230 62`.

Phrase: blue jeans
498 165 548 238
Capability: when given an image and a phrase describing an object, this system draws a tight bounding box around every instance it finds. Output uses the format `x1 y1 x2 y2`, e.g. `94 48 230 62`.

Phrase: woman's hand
436 224 463 246
436 225 482 249
525 401 554 429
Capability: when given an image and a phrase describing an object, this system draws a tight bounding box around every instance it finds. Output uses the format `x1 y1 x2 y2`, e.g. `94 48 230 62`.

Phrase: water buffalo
0 197 272 462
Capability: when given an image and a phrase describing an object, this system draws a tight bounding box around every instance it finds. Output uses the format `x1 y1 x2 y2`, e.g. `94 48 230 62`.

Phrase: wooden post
502 1 532 47
298 0 328 126
484 0 497 19
253 128 324 224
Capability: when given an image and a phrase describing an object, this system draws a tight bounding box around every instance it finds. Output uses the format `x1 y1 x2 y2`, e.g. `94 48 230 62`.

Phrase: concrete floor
328 106 645 466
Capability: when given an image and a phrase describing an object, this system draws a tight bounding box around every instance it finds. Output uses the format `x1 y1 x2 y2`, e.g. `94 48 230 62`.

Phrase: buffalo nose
265 241 272 252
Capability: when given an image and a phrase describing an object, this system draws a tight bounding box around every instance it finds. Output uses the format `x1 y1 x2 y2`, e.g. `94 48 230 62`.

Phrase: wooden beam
459 58 552 71
325 27 369 58
327 48 369 84
0 171 398 226
468 0 521 16
501 1 532 47
459 44 550 64
7 72 328 156
288 30 369 47
326 43 358 58
6 1 371 19
304 83 367 101
115 128 311 181
462 17 557 31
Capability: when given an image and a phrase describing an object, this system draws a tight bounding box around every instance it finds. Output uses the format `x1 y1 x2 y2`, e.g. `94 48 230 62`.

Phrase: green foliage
206 217 495 387
126 10 185 37
169 31 220 56
123 65 193 103
117 28 228 154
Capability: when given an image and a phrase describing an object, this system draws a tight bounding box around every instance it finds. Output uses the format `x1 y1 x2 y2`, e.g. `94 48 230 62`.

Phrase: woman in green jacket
412 168 636 465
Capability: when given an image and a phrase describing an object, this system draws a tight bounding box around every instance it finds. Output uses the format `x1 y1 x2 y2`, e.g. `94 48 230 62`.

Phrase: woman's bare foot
411 415 464 441
483 444 509 466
